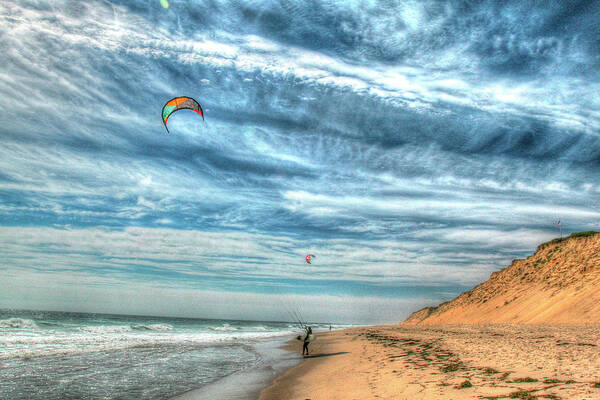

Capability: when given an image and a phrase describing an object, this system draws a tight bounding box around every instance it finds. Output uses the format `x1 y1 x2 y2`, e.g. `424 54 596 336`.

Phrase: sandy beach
260 325 600 400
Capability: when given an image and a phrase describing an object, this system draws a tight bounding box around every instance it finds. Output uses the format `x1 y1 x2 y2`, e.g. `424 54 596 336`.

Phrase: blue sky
0 0 599 324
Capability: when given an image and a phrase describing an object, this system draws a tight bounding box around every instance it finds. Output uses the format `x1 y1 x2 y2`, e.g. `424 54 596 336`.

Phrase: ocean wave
0 318 38 329
209 323 239 332
76 323 174 333
245 326 268 331
77 325 133 333
131 324 173 331
36 321 62 327
0 329 297 361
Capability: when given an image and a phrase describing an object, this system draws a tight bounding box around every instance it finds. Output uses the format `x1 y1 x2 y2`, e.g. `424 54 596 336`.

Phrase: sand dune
404 232 600 325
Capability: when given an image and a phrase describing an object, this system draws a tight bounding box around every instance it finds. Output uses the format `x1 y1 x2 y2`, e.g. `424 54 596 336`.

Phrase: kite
161 96 204 133
305 254 316 264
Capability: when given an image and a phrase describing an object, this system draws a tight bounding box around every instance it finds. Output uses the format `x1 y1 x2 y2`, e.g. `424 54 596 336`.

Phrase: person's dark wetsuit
302 327 313 356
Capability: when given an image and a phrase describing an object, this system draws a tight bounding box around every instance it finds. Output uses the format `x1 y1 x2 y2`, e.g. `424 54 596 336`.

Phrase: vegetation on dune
441 362 463 373
484 367 500 374
538 231 600 250
508 390 537 399
513 377 539 383
543 379 561 384
457 380 472 389
499 372 512 380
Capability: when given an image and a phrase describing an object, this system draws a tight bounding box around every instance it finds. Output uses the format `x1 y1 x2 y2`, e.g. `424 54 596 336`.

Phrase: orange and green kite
161 96 204 133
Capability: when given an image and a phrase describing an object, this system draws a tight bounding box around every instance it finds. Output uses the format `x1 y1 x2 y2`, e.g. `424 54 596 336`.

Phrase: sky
0 0 599 324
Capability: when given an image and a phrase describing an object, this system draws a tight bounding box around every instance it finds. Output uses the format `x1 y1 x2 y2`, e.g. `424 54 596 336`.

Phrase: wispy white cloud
282 190 600 227
1 0 597 134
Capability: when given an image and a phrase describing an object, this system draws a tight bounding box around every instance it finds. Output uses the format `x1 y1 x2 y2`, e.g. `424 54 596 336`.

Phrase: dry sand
260 325 600 400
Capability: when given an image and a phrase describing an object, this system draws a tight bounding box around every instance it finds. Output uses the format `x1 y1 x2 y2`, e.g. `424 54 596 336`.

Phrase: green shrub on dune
538 231 600 250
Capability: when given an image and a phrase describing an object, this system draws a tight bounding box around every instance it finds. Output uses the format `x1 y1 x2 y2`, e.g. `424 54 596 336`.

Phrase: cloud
0 225 552 290
0 0 599 322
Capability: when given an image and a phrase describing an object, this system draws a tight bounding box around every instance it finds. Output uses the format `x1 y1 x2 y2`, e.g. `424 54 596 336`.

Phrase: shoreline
170 334 304 400
259 324 600 400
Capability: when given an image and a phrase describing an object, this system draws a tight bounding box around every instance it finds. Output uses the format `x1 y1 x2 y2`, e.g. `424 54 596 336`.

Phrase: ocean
0 309 343 399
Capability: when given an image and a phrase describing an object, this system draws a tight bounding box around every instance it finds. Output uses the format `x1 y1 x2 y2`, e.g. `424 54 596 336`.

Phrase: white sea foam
210 323 239 332
78 325 133 333
0 326 296 360
0 318 38 329
131 323 173 331
0 312 350 362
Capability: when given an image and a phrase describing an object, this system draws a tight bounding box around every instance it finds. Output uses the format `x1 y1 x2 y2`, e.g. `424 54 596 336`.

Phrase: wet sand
170 336 302 400
259 325 600 399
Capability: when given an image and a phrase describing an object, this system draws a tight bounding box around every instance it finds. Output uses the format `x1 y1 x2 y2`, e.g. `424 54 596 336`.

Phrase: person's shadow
303 351 349 359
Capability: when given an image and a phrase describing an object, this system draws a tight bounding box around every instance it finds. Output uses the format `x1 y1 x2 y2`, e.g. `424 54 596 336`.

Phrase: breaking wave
0 318 38 329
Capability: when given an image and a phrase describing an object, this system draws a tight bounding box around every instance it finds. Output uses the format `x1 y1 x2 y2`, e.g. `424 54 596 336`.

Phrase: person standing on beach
302 327 313 356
